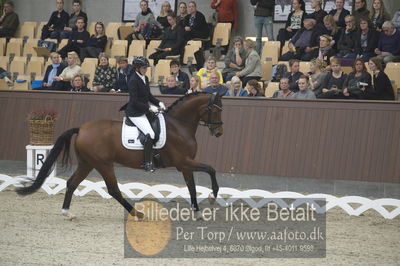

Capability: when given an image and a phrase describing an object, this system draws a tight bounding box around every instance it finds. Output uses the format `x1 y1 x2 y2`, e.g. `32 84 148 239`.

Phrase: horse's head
200 91 225 137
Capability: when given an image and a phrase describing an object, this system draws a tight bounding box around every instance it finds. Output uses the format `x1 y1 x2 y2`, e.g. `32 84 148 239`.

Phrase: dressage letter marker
26 145 56 179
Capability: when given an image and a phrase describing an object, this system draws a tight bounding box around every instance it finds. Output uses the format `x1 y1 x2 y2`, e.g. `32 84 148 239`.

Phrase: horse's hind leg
61 160 93 219
95 164 144 219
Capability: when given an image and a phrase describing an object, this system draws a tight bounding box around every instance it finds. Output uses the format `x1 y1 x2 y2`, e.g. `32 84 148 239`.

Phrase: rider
123 56 166 172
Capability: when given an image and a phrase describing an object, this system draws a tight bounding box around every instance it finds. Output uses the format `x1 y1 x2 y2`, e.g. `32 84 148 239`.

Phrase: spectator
53 51 82 91
70 75 90 92
369 0 391 31
235 39 262 86
354 17 379 62
177 2 188 27
284 59 303 92
245 79 263 97
308 58 328 96
197 56 223 89
184 1 210 41
312 34 336 65
160 75 185 95
126 0 161 45
222 36 246 82
0 1 19 37
92 53 117 92
187 75 202 94
79 22 107 61
60 0 88 39
203 71 229 95
392 9 400 30
37 52 66 91
228 76 247 96
149 13 184 65
309 0 327 26
363 56 394 100
170 60 190 93
328 0 350 28
157 1 172 29
336 15 357 58
374 21 400 64
41 0 69 40
279 16 321 61
322 15 341 50
272 77 295 98
58 17 90 59
112 57 134 93
211 0 238 30
292 75 316 99
342 58 372 99
317 57 348 98
250 0 275 55
277 0 306 48
353 0 370 26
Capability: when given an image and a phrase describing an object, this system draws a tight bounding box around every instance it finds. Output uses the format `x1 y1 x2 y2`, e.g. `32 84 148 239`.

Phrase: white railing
1 174 399 219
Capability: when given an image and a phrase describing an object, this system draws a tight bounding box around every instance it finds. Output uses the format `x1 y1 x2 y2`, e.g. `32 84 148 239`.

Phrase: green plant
28 109 58 121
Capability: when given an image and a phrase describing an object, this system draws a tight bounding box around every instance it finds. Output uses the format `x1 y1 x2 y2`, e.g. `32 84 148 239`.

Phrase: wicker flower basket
28 118 56 145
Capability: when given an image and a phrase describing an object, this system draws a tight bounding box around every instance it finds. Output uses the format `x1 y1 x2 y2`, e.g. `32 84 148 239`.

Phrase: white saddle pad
121 114 166 150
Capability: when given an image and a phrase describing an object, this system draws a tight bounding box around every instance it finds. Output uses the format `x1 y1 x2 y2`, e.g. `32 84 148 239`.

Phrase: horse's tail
16 128 80 195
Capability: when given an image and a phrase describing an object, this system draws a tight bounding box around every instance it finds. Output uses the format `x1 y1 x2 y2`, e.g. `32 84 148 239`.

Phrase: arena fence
1 174 399 219
0 90 399 183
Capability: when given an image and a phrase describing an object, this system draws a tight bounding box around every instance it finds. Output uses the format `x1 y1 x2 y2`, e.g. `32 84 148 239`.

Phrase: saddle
121 112 166 152
125 113 161 145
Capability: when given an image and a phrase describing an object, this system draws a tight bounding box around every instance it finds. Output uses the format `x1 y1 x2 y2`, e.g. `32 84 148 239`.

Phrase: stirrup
144 162 155 172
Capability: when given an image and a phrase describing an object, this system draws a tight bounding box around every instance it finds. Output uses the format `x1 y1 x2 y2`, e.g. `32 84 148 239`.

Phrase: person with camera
170 60 190 93
342 58 372 99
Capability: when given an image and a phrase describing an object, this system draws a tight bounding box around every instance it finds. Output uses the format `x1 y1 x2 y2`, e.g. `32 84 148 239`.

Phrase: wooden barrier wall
0 91 399 183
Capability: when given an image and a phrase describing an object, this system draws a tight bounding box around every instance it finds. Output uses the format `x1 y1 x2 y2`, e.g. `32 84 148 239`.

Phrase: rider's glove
159 102 166 111
149 105 159 113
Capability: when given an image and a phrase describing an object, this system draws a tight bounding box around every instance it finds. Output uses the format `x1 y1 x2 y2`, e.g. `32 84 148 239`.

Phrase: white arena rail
1 174 399 219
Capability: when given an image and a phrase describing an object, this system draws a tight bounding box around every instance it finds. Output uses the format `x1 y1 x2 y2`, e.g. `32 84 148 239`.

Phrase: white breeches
129 115 155 139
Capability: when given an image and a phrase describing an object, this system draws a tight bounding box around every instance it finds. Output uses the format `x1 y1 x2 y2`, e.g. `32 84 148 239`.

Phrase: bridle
167 94 223 130
199 93 223 128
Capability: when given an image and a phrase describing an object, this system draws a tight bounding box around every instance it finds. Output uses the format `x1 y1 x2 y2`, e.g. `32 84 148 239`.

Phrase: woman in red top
211 0 238 29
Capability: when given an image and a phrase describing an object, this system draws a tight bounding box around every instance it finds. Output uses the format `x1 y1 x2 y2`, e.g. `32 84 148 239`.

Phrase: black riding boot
143 134 155 172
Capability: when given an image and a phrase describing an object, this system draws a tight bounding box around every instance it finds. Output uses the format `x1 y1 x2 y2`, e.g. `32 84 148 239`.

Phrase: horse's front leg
182 159 219 202
181 170 204 220
182 170 199 211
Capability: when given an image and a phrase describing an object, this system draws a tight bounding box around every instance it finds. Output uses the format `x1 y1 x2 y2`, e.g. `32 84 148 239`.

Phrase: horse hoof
62 209 76 221
135 211 145 221
208 192 216 205
195 211 203 221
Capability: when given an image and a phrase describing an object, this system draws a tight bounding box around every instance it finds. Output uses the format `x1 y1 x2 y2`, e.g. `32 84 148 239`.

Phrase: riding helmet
133 56 150 69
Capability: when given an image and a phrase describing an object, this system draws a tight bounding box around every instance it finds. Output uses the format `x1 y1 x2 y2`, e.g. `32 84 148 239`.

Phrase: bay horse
17 91 225 219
